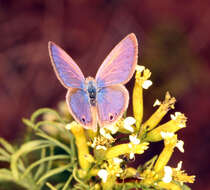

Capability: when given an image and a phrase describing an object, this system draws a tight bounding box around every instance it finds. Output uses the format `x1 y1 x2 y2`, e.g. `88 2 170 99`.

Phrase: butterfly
48 33 138 131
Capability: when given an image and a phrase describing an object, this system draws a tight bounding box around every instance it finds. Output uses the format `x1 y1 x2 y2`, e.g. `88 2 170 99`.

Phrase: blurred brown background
0 0 209 189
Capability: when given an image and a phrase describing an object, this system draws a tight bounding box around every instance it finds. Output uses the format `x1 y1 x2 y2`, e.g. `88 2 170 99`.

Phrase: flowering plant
0 65 195 190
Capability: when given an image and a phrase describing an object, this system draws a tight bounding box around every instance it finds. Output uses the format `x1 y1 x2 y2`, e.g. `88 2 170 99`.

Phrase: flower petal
129 135 140 144
142 80 152 89
98 169 108 183
162 166 172 183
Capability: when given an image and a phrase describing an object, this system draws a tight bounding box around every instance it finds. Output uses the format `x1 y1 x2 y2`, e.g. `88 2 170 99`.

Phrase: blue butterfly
48 33 138 130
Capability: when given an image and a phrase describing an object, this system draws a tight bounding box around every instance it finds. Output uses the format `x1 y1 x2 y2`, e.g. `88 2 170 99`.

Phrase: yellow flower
139 92 176 139
172 161 196 184
145 112 187 142
154 133 177 173
105 142 149 160
133 65 152 129
67 121 92 170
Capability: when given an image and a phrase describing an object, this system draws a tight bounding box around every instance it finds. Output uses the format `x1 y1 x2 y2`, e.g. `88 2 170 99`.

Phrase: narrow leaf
0 147 11 159
36 163 72 184
31 108 64 124
11 140 52 179
34 148 46 181
36 132 71 155
34 120 66 131
22 118 35 128
23 154 69 178
0 138 15 154
62 174 73 190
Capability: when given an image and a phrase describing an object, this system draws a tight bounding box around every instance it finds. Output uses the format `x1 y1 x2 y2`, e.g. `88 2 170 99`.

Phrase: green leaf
142 155 158 170
67 132 76 161
0 169 13 182
72 167 89 189
0 138 15 154
47 146 54 171
62 174 73 190
0 156 10 162
55 183 65 189
36 163 72 184
0 169 35 189
22 118 35 128
0 147 11 159
36 132 71 155
22 154 69 178
34 148 46 181
46 182 58 190
34 120 66 131
31 108 65 124
11 140 52 180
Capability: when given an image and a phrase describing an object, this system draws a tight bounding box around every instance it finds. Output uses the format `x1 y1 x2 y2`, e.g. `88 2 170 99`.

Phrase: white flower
98 169 108 183
129 152 135 159
128 144 135 159
153 99 161 107
113 157 123 164
160 131 174 139
65 123 72 130
176 161 183 171
142 80 152 89
162 166 172 183
99 128 106 136
170 112 182 120
91 137 97 148
104 124 119 134
136 65 145 73
124 117 136 132
99 128 113 140
96 145 107 151
176 140 184 153
128 135 140 160
178 123 186 128
129 135 140 145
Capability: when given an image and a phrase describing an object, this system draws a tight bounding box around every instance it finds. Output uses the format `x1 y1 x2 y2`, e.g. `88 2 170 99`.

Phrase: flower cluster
62 65 195 190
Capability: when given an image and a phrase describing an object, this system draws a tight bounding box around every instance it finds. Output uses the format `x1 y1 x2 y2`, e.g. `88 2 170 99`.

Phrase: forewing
66 89 97 130
96 33 138 88
49 41 85 89
96 85 129 126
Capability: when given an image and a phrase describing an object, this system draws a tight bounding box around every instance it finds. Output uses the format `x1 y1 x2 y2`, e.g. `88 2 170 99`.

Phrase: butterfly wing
48 41 85 89
96 33 138 88
66 89 97 130
96 85 129 126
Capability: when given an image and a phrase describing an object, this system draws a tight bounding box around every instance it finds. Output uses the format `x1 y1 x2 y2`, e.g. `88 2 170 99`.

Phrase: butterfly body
86 77 97 106
49 33 138 130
